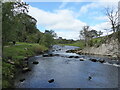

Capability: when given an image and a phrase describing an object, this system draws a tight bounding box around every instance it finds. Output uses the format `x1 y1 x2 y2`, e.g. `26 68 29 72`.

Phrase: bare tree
105 7 118 33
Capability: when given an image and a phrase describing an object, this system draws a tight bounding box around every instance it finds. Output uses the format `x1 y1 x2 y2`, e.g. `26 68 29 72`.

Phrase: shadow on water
15 45 119 88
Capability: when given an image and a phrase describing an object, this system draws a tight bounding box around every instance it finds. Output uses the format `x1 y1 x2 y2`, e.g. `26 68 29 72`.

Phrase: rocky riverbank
66 39 120 59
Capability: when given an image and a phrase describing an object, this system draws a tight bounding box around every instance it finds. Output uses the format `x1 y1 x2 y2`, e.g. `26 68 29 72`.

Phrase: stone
88 76 92 80
48 79 54 83
99 60 105 63
90 58 97 62
68 56 74 58
74 56 79 58
22 67 31 73
43 54 49 57
49 54 53 56
7 60 15 65
59 49 61 50
24 57 28 61
79 58 84 61
24 48 28 50
20 78 25 82
32 61 39 64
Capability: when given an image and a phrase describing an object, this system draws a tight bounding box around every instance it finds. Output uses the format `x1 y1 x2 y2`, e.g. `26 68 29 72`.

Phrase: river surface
15 45 119 88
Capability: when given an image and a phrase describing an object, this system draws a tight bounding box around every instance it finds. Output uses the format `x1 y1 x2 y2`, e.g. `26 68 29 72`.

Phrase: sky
23 1 119 40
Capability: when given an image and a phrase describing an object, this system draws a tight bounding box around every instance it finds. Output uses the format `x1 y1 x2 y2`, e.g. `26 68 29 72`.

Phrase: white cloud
79 1 118 15
57 31 80 40
93 16 108 21
79 3 98 14
59 2 68 9
28 5 86 40
91 22 112 36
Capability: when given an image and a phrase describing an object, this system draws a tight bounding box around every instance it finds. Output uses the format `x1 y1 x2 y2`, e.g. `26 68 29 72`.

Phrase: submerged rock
79 58 84 61
48 79 54 83
43 54 49 57
90 58 97 62
88 76 92 80
74 56 79 58
68 56 74 58
66 50 75 53
20 78 25 82
43 54 53 57
32 61 39 64
99 60 105 63
59 49 61 50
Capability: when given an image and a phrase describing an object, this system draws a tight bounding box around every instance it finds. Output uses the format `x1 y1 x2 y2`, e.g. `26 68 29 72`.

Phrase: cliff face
81 39 120 58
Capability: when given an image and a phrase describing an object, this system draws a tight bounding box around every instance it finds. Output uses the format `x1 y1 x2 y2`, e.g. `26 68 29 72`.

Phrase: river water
15 45 119 88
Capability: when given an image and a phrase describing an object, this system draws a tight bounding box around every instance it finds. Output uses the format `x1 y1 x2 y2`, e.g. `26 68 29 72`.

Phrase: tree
104 7 118 33
2 2 29 44
80 26 101 46
97 31 103 37
79 26 90 46
89 30 98 38
2 2 41 44
39 30 57 48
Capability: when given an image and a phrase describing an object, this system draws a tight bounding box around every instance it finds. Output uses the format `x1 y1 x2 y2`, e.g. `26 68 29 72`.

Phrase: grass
58 40 85 49
2 42 48 88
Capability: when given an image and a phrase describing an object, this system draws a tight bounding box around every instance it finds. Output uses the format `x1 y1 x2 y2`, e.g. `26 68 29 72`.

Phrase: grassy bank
58 40 85 49
2 42 48 88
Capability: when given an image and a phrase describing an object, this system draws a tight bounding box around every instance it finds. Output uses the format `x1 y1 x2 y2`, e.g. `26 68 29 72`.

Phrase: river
15 45 119 88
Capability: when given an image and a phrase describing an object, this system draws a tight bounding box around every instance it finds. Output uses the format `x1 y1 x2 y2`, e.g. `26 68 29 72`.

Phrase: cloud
28 5 86 40
93 16 108 21
27 1 119 40
79 3 98 14
59 2 68 9
91 22 112 36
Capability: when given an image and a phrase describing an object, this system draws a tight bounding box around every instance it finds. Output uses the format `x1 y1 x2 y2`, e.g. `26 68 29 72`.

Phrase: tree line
2 2 56 48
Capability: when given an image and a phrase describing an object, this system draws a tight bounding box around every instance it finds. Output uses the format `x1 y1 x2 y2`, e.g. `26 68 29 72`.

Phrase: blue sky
28 2 105 25
26 1 118 40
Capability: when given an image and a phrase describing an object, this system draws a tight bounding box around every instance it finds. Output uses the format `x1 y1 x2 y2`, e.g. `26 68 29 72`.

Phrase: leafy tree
39 30 57 48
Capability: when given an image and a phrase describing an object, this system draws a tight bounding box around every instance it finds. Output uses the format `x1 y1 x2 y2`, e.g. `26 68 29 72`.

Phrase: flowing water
15 45 119 88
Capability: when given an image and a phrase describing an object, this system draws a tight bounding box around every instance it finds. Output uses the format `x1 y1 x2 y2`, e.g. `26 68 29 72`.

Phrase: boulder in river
90 58 97 62
43 54 53 57
68 56 74 58
99 60 105 63
20 78 25 82
49 54 53 56
32 61 39 64
53 54 60 56
66 50 75 53
79 58 84 61
59 49 61 50
88 76 92 80
48 79 54 83
43 54 49 57
74 56 79 58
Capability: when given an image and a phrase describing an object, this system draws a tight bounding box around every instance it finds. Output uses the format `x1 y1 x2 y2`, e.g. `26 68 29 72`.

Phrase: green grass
2 42 48 88
58 41 85 49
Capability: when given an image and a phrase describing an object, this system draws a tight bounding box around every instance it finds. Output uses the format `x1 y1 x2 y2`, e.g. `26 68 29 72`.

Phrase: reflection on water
15 45 119 88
